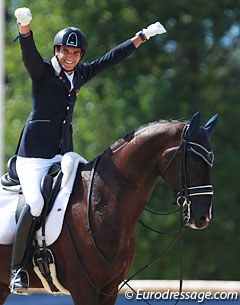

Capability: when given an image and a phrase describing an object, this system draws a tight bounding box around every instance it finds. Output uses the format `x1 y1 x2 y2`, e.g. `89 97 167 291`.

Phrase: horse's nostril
200 214 210 223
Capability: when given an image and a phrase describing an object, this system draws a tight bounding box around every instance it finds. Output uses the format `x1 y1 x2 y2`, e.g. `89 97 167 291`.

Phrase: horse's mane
110 119 185 152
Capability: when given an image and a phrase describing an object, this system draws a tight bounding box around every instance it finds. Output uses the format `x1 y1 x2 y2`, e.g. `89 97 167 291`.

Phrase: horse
0 112 218 305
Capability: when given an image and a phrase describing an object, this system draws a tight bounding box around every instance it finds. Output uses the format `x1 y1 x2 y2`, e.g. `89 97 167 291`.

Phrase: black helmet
54 27 88 57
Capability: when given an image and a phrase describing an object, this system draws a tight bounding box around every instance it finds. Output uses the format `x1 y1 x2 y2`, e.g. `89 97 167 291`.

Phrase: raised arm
14 8 46 81
79 21 166 82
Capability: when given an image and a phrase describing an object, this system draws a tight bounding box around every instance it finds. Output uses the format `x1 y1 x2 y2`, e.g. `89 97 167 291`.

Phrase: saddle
1 152 84 294
0 155 66 294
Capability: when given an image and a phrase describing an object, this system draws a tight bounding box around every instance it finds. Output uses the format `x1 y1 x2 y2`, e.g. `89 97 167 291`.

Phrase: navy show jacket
16 32 136 158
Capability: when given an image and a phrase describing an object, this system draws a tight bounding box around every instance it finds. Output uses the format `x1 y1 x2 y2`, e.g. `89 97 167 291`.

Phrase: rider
10 7 166 294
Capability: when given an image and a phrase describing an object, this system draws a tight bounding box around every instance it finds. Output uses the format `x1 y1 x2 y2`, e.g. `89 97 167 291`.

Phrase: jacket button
63 120 66 124
66 106 70 110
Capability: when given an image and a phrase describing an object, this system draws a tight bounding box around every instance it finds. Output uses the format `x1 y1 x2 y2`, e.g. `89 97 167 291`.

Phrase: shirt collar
51 56 62 76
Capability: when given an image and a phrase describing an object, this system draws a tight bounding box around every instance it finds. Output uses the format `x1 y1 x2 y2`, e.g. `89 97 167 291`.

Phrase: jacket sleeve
19 32 47 81
79 39 136 82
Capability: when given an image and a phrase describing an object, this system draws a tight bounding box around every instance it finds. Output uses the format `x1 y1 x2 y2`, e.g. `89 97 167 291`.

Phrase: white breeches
16 155 62 217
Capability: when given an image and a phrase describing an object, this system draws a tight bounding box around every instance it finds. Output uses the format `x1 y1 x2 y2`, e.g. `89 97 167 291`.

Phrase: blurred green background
4 0 240 281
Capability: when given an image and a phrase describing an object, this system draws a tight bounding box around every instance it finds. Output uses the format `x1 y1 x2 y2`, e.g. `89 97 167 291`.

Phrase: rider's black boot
9 204 35 295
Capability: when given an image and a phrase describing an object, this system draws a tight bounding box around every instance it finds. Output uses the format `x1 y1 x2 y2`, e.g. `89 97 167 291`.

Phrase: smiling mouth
65 61 74 65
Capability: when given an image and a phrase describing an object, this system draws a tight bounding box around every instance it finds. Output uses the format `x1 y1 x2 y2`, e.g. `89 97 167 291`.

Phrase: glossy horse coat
0 112 217 305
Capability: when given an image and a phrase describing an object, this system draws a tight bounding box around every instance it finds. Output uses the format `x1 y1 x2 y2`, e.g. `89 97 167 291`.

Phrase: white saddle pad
0 153 85 246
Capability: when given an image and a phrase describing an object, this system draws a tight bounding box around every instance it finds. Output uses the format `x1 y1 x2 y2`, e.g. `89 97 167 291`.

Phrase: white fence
118 280 240 293
29 280 240 294
117 280 240 303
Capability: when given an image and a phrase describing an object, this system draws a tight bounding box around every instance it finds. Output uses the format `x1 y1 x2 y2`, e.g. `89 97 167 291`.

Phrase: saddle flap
41 175 54 201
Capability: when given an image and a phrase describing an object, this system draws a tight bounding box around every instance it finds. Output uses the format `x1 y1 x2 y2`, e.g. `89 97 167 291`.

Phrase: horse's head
160 112 218 229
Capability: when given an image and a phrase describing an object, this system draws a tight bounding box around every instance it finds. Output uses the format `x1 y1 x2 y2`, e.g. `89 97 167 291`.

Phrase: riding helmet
54 27 88 58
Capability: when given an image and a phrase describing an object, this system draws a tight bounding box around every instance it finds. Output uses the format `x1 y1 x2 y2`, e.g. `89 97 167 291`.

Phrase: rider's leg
9 204 35 294
9 155 62 294
16 155 62 217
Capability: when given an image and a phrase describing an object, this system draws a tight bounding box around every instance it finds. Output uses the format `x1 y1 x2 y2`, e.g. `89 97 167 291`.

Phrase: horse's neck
112 122 183 177
105 122 184 225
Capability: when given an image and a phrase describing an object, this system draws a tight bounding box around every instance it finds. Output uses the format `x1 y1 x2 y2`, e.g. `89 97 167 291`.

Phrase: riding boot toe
9 268 29 295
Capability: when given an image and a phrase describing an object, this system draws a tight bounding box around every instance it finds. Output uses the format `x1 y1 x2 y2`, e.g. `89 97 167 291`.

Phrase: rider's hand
14 7 32 26
136 22 166 41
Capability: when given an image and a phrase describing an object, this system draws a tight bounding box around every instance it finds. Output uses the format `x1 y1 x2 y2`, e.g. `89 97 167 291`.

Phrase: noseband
163 125 214 222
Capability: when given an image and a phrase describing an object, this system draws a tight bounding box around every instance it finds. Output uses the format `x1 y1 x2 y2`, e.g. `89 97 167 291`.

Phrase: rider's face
55 45 82 73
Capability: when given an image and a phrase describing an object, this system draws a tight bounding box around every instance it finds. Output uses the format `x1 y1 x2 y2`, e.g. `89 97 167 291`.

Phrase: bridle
162 125 214 223
64 123 215 305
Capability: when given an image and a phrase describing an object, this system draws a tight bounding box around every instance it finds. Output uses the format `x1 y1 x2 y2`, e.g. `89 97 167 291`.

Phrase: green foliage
4 0 240 280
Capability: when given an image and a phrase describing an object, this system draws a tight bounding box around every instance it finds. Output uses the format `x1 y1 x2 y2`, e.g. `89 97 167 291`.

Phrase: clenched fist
14 7 32 26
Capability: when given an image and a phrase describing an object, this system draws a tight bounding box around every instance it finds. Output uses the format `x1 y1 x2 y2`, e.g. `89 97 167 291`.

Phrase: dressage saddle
0 156 66 294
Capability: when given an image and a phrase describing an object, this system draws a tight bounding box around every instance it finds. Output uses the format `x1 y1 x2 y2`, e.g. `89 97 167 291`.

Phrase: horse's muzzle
186 213 212 230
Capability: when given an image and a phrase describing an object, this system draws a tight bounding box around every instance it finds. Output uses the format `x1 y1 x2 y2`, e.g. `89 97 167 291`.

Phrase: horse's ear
188 112 201 137
204 114 218 135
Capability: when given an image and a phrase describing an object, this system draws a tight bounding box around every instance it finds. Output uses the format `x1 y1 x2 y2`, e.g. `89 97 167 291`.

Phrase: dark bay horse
0 112 218 305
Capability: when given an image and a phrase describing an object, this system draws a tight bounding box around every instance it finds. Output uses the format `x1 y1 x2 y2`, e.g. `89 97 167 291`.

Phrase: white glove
138 21 166 40
14 7 32 26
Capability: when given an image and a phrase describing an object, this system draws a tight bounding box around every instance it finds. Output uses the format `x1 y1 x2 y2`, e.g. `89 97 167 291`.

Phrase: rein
64 123 214 303
141 124 214 232
64 153 183 304
86 155 111 265
137 124 215 304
